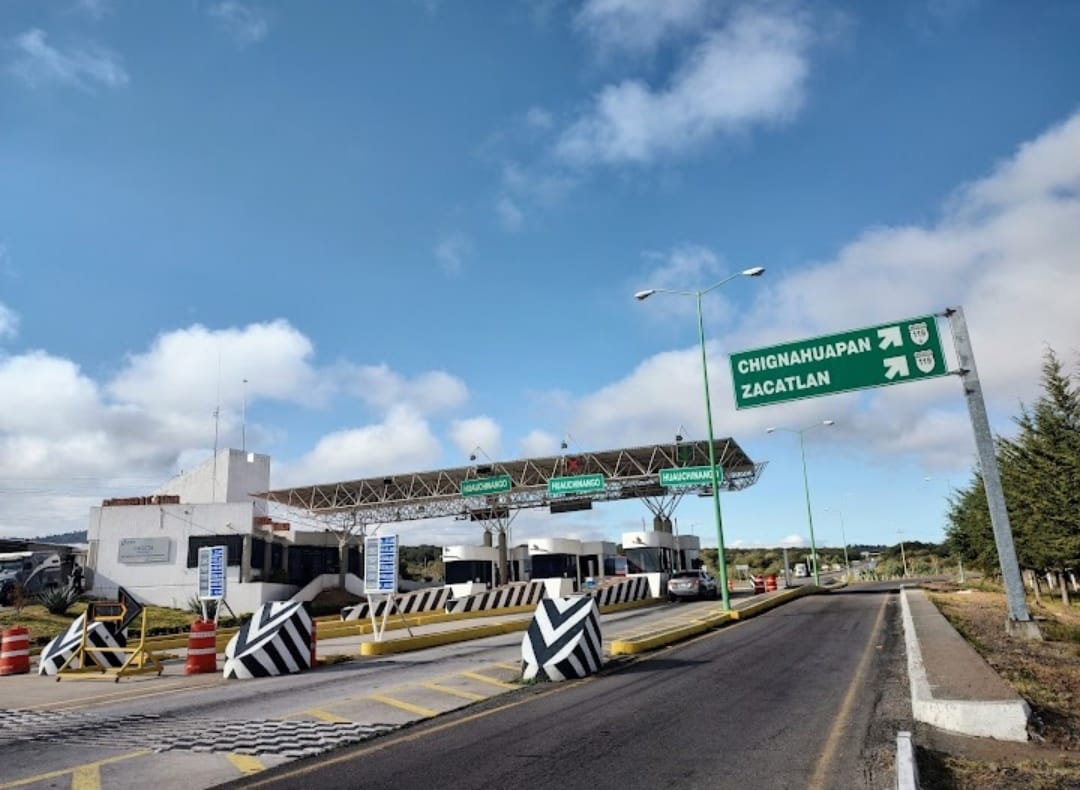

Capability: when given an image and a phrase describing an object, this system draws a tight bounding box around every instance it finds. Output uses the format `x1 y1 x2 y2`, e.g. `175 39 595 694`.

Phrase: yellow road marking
369 693 438 718
306 707 351 723
0 750 150 789
421 682 487 701
808 595 890 790
237 682 584 789
225 754 265 776
494 661 520 671
459 670 516 689
71 764 100 790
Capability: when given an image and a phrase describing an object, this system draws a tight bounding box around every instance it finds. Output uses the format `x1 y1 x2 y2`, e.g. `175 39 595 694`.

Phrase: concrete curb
899 588 1030 741
895 731 920 790
360 619 530 655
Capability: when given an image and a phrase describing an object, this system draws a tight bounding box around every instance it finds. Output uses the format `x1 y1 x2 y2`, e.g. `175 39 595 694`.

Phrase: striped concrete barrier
446 580 546 615
522 597 602 682
586 576 651 607
224 601 313 680
38 615 126 675
341 587 453 622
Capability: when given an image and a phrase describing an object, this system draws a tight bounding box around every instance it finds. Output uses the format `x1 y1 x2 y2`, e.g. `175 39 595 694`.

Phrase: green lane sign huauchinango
548 474 605 496
461 475 512 497
729 315 948 409
659 465 722 487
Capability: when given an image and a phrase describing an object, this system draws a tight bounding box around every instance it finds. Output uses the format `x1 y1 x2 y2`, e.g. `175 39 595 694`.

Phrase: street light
634 266 766 610
824 506 851 582
766 419 835 587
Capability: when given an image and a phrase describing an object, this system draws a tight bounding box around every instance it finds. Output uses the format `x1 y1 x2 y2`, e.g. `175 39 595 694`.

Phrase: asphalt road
224 583 911 790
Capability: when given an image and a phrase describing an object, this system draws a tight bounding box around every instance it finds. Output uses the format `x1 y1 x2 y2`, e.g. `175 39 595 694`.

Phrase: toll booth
622 530 677 598
675 535 702 571
526 537 582 596
578 540 616 585
442 545 498 598
509 544 531 583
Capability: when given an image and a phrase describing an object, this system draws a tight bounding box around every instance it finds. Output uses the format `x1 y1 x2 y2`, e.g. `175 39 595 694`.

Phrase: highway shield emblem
915 350 936 373
908 322 929 346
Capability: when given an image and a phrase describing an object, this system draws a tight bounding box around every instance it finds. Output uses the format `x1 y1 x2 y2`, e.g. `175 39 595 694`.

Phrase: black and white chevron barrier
521 596 602 682
38 615 126 676
446 580 546 615
341 586 452 621
587 576 651 607
224 601 313 680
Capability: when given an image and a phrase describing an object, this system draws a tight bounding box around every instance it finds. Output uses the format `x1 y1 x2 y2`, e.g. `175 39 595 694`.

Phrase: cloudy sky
2 0 1079 552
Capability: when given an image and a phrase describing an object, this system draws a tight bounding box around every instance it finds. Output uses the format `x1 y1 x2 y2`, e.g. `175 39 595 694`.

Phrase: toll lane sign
729 315 948 409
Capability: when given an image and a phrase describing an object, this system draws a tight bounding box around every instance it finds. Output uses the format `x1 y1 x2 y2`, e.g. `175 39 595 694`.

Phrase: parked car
667 569 718 602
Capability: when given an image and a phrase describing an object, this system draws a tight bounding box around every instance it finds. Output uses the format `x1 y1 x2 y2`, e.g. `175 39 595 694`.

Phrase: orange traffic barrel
0 626 31 676
752 575 766 594
184 619 218 674
765 575 778 592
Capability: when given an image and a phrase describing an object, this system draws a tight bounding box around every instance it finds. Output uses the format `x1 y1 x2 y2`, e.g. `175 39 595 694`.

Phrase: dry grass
917 584 1080 788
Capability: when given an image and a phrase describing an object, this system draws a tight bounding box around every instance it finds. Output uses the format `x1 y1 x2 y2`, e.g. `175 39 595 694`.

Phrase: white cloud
574 0 712 55
0 303 18 340
339 363 468 415
556 7 813 165
779 534 805 548
569 110 1080 469
108 320 321 418
520 429 560 457
434 233 472 274
9 29 129 90
449 416 502 460
496 196 525 231
208 2 271 46
280 406 442 485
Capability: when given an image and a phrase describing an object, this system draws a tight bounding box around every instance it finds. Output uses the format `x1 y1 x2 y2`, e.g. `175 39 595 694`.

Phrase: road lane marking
71 764 100 790
0 751 150 789
34 680 203 712
420 682 487 701
369 693 438 718
305 707 351 723
808 594 890 790
235 681 585 789
459 671 516 689
226 754 266 775
494 661 520 671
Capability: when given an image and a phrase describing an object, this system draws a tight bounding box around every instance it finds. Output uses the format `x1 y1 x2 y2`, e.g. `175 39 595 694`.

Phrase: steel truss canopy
255 439 764 525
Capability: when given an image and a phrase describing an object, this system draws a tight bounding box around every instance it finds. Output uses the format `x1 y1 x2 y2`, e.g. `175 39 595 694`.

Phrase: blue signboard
364 534 398 595
198 545 227 601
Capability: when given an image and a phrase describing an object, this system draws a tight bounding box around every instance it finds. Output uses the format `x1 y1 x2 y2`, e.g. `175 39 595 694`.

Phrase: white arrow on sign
883 356 910 380
877 326 903 350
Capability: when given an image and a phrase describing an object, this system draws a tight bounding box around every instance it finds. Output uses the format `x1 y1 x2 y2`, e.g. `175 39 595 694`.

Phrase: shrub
38 585 80 615
185 595 218 620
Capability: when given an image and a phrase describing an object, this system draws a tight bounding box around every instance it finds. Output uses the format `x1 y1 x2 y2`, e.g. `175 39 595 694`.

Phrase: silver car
667 569 718 601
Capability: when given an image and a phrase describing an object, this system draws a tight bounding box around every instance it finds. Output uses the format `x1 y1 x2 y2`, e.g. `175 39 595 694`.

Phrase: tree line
945 349 1080 604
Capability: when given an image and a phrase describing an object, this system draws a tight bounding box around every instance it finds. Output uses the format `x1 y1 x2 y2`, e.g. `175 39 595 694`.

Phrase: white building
86 449 343 613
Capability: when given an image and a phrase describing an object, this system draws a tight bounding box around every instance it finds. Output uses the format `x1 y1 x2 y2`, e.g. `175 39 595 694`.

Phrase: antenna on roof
212 345 222 502
241 378 248 452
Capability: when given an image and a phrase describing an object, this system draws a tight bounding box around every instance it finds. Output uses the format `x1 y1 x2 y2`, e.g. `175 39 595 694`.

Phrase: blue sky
2 0 1079 552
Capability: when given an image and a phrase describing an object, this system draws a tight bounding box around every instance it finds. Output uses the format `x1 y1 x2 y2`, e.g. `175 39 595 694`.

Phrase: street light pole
825 507 851 582
634 267 765 611
767 420 834 587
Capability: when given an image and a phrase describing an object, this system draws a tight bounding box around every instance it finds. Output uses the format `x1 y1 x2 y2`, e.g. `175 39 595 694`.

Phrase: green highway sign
548 474 605 496
729 315 948 409
659 465 722 487
461 475 512 497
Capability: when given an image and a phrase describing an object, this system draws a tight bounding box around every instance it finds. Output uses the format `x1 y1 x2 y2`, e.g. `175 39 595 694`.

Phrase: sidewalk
899 587 1029 741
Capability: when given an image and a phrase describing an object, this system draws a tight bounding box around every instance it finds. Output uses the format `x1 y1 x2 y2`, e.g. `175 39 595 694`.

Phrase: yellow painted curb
359 619 531 655
728 586 818 619
610 612 733 655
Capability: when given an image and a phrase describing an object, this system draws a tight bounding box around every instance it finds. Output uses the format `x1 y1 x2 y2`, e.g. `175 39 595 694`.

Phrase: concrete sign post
197 545 226 623
364 534 410 642
729 316 949 409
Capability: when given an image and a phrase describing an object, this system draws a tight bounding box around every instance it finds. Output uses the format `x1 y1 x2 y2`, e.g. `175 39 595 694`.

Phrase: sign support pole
945 306 1040 640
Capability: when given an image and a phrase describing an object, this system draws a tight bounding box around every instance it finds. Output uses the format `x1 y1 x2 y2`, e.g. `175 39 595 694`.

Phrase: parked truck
0 550 65 605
